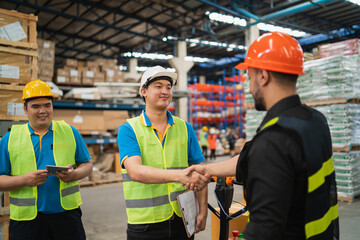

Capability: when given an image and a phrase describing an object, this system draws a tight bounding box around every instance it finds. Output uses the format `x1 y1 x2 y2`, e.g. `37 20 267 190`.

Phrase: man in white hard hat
117 66 209 240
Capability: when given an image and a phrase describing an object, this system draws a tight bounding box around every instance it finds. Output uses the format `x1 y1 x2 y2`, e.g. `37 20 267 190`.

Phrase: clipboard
177 190 199 238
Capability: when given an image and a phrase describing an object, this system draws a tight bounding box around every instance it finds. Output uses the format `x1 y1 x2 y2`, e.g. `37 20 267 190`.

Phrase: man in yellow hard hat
0 80 93 240
186 32 339 240
117 66 209 240
199 126 209 160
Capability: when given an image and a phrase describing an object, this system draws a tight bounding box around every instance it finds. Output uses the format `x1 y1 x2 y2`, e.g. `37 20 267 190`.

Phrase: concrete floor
80 156 360 240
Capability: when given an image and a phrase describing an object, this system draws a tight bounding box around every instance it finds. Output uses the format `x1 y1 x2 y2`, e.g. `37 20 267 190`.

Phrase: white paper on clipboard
177 190 199 238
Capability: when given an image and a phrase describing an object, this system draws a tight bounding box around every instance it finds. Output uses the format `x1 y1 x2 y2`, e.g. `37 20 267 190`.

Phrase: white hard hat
139 66 177 96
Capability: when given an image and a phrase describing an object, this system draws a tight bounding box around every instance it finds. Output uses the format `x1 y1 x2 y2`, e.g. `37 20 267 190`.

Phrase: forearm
206 155 238 177
0 175 26 191
73 161 93 181
195 185 208 216
128 164 184 184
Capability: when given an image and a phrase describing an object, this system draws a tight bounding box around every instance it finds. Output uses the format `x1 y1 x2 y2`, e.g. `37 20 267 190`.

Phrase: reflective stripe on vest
122 116 188 224
126 190 187 208
258 113 339 239
8 121 82 221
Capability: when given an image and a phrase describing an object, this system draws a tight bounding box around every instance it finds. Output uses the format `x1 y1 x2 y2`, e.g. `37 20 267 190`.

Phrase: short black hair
143 76 173 89
24 96 54 109
269 71 298 88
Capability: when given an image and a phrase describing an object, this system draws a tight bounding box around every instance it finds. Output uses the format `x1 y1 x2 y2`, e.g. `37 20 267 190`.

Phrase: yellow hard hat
202 126 208 131
22 80 55 103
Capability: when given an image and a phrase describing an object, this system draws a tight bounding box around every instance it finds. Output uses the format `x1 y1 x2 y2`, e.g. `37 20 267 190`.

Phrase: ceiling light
208 11 308 38
257 22 307 37
208 12 246 27
169 36 247 51
348 0 360 6
122 52 213 63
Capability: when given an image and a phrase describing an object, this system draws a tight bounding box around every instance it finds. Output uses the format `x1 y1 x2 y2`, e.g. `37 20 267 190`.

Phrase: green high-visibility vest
8 120 82 221
199 131 208 147
122 116 188 224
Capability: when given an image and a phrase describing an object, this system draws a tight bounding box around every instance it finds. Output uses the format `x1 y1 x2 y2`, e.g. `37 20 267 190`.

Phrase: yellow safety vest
122 116 188 224
199 131 208 147
8 120 82 221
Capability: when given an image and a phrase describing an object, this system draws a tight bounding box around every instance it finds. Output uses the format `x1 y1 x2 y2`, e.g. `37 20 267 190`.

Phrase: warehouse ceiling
1 0 360 77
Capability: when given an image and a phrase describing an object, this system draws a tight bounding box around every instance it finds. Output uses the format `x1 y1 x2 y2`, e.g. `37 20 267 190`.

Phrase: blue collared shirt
118 110 204 167
0 122 90 214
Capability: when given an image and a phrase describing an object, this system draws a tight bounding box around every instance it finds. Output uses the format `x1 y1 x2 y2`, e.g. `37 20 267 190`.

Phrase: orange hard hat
236 32 304 75
22 80 55 102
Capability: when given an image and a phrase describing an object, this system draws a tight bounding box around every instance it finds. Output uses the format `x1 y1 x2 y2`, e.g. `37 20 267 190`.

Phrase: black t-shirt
242 95 310 240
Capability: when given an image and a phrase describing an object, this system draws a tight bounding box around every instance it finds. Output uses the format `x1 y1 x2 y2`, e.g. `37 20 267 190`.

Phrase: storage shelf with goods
188 70 245 136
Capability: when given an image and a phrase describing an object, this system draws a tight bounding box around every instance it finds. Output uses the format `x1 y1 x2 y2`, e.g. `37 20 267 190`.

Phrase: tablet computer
46 165 69 174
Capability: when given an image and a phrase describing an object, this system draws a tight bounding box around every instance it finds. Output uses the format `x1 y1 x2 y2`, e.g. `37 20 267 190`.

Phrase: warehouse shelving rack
188 68 245 137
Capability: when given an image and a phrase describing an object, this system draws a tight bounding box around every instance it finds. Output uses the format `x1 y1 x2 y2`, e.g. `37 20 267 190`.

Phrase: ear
258 69 270 87
23 105 28 115
140 88 147 97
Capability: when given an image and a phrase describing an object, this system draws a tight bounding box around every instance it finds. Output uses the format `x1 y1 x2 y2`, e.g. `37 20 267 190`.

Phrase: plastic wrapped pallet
297 55 360 101
333 151 360 198
244 109 265 141
314 104 360 148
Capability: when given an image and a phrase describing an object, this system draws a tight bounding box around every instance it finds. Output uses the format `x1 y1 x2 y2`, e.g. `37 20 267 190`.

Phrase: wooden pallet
79 180 96 188
338 194 360 203
304 98 360 107
333 145 360 152
0 8 38 50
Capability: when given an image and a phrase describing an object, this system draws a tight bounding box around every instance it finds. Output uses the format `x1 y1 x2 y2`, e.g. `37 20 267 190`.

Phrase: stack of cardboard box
54 57 124 86
37 39 55 82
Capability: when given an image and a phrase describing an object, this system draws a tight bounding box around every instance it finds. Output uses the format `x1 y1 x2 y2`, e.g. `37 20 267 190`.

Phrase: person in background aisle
117 66 209 240
0 80 93 240
186 32 339 240
208 128 217 161
199 126 209 160
226 127 238 157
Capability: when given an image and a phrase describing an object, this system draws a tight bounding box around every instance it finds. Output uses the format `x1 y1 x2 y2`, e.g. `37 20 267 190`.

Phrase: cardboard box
0 84 27 121
64 58 78 67
0 51 33 84
86 61 98 68
54 68 69 84
94 71 105 83
104 68 118 82
211 203 248 240
103 110 129 130
53 109 106 134
0 8 38 49
78 68 94 86
69 69 80 85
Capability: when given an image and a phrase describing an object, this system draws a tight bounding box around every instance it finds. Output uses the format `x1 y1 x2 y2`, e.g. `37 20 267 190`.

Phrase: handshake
181 165 211 192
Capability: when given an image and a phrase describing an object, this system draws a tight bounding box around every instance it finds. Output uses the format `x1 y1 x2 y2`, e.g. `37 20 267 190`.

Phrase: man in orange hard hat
0 80 93 240
187 32 339 239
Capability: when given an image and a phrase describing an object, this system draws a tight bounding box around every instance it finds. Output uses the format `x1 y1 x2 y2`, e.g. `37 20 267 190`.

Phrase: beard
253 89 266 111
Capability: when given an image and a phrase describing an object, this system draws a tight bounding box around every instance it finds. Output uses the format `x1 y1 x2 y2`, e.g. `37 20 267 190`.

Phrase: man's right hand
24 170 50 186
181 166 210 191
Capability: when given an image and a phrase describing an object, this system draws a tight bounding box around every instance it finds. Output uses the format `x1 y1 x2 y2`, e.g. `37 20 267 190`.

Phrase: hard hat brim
235 62 248 70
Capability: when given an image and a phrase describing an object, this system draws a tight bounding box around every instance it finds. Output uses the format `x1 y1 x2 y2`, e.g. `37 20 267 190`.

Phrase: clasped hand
182 165 210 191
